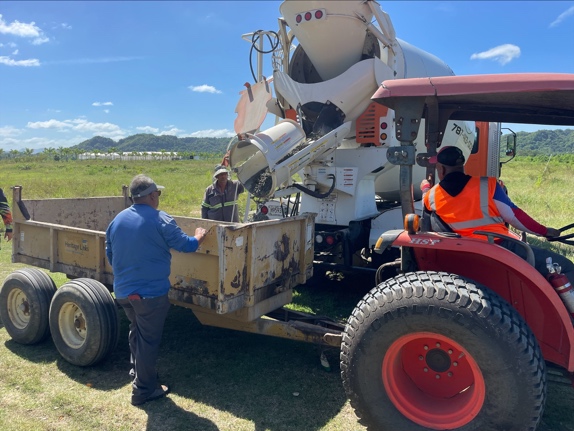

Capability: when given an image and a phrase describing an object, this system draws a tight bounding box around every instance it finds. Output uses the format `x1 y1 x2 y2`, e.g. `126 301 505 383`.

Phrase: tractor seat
473 230 535 267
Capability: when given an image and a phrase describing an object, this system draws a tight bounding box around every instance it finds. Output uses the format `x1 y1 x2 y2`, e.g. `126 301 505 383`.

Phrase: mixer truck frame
2 73 574 431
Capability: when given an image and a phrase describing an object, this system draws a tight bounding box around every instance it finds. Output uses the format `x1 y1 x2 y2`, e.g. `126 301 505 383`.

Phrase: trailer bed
11 186 315 320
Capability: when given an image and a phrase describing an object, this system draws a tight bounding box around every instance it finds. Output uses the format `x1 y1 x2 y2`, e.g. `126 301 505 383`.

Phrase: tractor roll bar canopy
371 72 574 216
372 73 574 130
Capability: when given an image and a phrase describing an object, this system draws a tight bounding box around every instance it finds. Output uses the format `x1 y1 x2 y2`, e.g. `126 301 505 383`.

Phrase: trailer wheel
49 278 119 366
0 268 57 344
340 271 546 431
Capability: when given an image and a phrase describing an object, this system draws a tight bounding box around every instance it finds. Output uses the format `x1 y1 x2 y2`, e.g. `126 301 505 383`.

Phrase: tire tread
340 271 545 431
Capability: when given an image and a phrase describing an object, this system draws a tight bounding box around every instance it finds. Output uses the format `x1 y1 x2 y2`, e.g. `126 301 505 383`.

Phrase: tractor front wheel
340 271 546 431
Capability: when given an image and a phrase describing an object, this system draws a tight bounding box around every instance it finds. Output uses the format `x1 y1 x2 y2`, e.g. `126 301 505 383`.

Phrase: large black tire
49 278 119 366
0 268 57 344
340 271 546 431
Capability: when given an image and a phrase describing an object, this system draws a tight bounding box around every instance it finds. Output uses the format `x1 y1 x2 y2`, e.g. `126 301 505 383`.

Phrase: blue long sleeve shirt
105 204 199 299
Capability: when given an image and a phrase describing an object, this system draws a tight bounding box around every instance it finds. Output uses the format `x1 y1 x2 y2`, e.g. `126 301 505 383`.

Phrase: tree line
1 129 572 162
73 129 574 156
508 129 574 155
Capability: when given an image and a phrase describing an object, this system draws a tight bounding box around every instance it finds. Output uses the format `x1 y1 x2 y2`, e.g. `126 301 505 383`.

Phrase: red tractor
341 73 574 431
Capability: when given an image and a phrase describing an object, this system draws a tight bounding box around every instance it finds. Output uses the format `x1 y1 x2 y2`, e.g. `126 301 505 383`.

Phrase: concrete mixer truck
228 0 507 278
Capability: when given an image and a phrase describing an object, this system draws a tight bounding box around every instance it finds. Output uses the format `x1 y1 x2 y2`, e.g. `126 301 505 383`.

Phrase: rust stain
288 256 300 274
242 264 248 291
172 275 209 295
230 269 242 289
169 288 217 309
227 239 249 292
274 234 290 261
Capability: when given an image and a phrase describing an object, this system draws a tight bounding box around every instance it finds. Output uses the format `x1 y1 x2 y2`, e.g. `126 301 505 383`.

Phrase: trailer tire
340 271 546 431
0 268 57 344
49 278 119 366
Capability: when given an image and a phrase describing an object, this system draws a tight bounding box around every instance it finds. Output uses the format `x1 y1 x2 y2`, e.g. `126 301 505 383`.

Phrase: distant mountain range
72 129 574 156
73 134 231 155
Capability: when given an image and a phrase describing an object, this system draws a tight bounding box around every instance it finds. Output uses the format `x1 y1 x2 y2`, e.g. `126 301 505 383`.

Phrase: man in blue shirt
106 174 207 406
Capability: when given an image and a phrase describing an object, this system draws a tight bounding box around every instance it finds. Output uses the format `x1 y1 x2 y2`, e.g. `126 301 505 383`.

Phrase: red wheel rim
382 332 485 429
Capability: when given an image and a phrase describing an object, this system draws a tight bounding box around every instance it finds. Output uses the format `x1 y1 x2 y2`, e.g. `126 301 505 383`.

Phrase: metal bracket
387 146 416 166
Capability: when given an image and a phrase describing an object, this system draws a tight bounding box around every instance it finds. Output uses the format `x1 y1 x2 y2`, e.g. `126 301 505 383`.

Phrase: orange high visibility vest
424 176 508 240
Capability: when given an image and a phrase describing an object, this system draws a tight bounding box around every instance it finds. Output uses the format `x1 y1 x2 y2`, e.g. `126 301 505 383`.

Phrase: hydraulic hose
293 174 336 199
249 30 279 82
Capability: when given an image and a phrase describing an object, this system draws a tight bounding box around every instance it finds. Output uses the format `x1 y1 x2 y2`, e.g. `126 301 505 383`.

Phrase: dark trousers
117 294 171 399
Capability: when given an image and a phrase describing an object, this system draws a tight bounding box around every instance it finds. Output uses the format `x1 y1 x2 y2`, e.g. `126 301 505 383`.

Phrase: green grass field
1 156 573 431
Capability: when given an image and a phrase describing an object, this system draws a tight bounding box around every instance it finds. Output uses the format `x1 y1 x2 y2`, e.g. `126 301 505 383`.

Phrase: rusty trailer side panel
169 214 314 318
11 186 128 285
11 187 316 322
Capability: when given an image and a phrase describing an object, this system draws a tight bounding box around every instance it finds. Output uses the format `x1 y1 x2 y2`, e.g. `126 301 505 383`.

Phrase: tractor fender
391 230 574 371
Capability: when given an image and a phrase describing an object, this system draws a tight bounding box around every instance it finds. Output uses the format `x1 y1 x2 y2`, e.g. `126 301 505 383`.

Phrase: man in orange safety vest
421 146 572 284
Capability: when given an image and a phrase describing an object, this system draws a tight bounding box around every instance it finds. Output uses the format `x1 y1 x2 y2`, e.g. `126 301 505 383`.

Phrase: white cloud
0 14 43 38
0 55 40 66
69 119 122 133
0 14 49 46
92 101 114 106
0 136 19 147
159 127 184 136
0 125 22 137
27 118 123 137
550 6 574 27
470 44 520 65
188 129 235 138
136 126 159 133
103 109 109 114
32 36 49 45
0 21 33 67
0 135 101 151
27 119 72 129
189 84 222 94
1 136 40 150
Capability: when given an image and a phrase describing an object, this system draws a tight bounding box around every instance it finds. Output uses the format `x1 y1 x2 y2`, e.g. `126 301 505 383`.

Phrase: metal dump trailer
1 186 342 366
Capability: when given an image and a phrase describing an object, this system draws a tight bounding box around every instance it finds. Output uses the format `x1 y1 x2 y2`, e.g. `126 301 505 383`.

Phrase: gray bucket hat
213 165 230 179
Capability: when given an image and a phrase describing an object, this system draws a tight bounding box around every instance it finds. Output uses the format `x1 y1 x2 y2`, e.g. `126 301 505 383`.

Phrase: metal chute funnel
229 120 306 198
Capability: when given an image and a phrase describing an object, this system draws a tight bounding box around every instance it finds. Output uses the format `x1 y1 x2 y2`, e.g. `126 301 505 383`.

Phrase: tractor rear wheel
49 278 119 366
340 271 546 431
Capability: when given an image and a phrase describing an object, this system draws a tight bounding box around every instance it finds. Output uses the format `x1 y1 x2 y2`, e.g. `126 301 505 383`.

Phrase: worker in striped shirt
201 165 244 222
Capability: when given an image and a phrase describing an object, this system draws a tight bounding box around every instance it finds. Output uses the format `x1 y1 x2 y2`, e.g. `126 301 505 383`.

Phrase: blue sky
1 1 573 152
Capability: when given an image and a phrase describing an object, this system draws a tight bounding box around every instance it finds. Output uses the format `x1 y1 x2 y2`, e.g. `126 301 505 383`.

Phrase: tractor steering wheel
546 223 574 246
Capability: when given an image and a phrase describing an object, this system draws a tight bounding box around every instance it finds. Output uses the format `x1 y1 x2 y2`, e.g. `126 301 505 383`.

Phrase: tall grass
0 156 573 431
1 158 247 219
499 156 574 261
2 155 571 258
